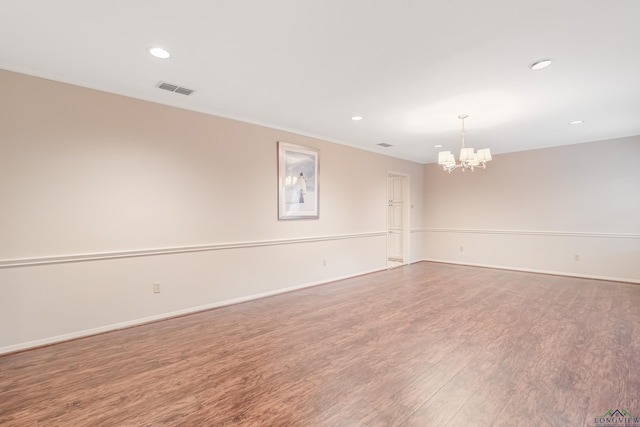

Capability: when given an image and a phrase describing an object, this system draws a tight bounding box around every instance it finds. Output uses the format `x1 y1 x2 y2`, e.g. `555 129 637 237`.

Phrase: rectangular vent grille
157 82 195 96
377 143 393 148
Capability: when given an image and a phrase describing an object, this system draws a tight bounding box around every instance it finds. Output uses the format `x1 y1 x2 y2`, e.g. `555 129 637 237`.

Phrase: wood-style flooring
1 262 639 426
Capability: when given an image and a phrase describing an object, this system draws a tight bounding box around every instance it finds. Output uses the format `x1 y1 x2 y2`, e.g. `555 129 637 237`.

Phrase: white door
387 174 407 265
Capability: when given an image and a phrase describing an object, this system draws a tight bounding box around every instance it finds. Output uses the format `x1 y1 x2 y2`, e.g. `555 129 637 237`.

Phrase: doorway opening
387 173 410 269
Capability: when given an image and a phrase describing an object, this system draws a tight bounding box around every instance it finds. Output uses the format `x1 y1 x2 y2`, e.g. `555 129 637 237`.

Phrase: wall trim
0 266 386 355
0 232 387 269
418 228 640 239
422 258 640 285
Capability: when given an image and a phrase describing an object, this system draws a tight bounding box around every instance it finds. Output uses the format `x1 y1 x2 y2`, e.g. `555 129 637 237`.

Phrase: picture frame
278 141 319 219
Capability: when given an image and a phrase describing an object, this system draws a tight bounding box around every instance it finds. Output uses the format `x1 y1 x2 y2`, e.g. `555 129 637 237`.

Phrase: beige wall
2 67 638 353
422 136 640 281
0 70 424 352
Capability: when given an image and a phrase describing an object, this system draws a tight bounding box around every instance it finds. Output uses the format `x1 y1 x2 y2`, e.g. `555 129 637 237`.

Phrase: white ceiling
1 0 639 163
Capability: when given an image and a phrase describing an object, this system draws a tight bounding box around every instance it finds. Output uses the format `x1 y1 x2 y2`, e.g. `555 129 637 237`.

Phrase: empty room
1 1 639 426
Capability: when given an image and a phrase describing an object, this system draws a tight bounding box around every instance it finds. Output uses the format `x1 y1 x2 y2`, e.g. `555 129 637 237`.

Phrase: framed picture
278 141 319 219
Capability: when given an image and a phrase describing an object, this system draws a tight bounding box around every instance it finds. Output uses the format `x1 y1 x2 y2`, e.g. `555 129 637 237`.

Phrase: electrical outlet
574 254 580 261
322 259 327 267
153 282 161 293
460 246 464 252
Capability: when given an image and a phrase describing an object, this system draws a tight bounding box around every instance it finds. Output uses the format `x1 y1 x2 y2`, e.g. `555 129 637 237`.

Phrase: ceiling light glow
351 116 363 121
569 120 584 125
530 59 552 70
435 145 443 148
149 47 171 59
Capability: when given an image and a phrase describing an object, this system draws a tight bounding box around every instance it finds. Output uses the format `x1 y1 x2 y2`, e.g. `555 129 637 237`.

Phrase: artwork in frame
278 141 319 219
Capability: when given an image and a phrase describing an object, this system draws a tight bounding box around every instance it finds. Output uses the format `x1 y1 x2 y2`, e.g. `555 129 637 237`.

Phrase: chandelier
437 115 492 172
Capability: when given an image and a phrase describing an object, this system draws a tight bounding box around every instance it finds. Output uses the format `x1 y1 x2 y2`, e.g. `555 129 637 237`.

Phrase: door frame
387 172 410 268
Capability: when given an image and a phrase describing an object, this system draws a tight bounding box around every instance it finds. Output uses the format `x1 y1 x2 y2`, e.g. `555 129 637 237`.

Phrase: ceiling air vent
377 143 393 148
157 82 196 96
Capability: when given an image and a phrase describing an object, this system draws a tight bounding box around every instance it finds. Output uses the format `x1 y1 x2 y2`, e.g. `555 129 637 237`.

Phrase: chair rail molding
421 228 640 239
0 232 387 269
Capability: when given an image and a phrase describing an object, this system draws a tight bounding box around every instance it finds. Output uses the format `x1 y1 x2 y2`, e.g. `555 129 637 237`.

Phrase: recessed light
569 120 584 125
530 59 552 70
435 144 443 148
351 116 363 121
149 47 171 59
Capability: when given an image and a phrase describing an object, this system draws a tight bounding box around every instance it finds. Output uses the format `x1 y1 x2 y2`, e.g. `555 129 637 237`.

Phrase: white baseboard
422 258 640 285
0 267 385 355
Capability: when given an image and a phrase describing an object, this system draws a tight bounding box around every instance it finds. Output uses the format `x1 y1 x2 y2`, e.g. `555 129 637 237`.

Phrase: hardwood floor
1 262 639 426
